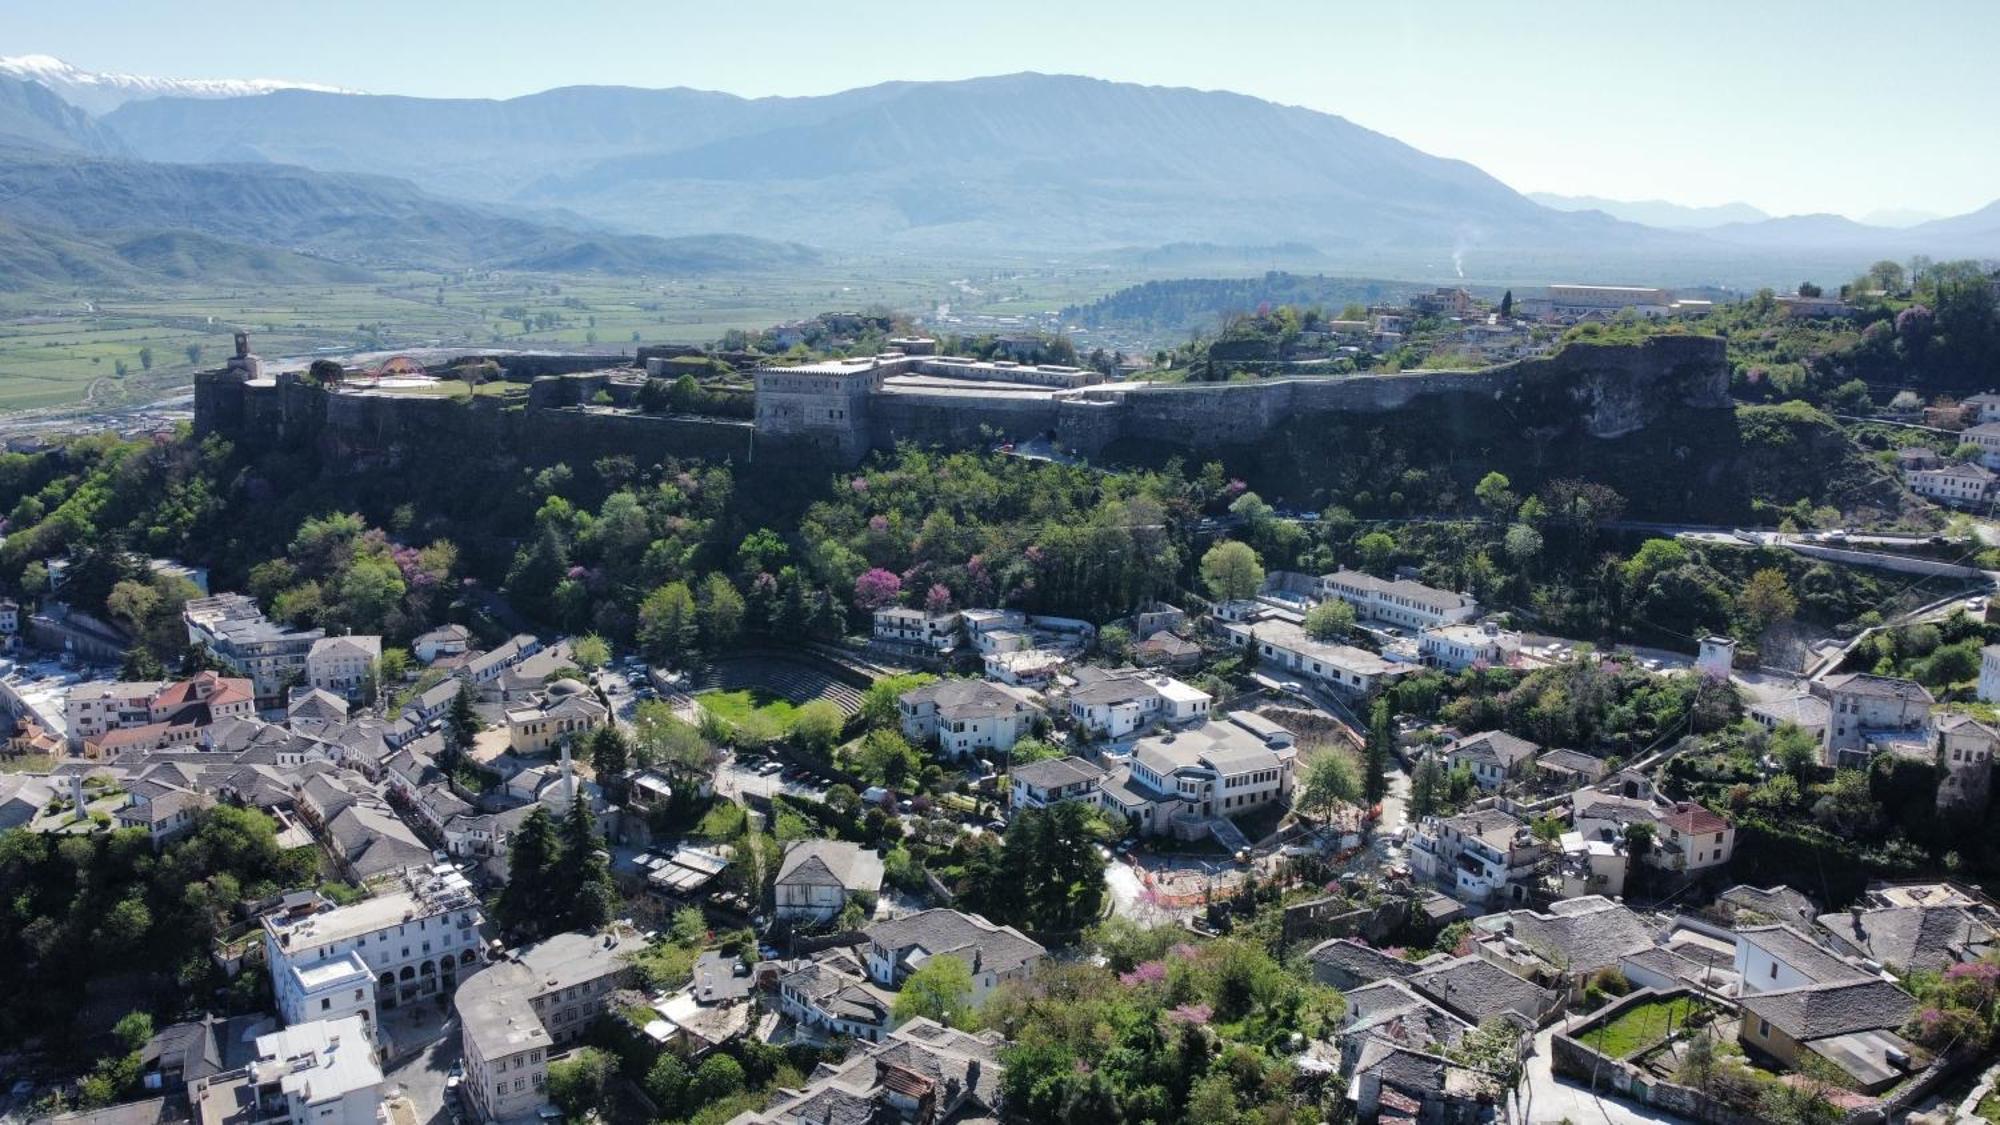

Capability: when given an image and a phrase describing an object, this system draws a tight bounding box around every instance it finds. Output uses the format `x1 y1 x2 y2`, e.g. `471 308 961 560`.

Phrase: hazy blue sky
6 0 1995 219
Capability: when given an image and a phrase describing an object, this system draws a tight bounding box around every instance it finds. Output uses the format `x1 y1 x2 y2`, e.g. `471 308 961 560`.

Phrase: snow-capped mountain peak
0 54 358 115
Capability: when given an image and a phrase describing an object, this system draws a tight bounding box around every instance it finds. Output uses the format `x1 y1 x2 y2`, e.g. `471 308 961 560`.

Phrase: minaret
560 740 576 805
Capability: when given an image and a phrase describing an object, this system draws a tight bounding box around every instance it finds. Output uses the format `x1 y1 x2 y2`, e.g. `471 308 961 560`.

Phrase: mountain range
1527 193 1772 230
0 55 355 116
0 57 1994 288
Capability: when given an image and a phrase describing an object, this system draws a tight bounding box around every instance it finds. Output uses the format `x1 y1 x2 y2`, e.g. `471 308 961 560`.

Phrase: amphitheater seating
693 654 866 715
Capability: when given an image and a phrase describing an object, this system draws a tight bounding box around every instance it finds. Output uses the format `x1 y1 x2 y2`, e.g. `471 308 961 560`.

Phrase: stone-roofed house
1095 713 1296 839
1443 730 1540 790
455 927 638 1124
139 1018 224 1099
1748 691 1832 743
1934 711 1998 814
286 688 350 726
1407 807 1543 906
897 678 1039 759
1735 925 1870 995
1408 954 1558 1027
775 839 885 924
1493 896 1657 985
1346 1037 1498 1125
1815 902 1997 973
1718 884 1819 930
1307 937 1419 991
412 624 473 665
772 951 897 1043
1334 979 1472 1070
860 909 1045 1006
1737 978 1920 1093
115 784 212 849
1132 630 1201 669
727 1018 1005 1125
1533 748 1606 787
1815 673 1934 768
458 633 541 687
1008 756 1105 810
1317 568 1478 629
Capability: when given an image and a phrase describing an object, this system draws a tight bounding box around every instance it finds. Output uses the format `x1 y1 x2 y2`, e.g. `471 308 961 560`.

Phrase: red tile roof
1661 801 1730 834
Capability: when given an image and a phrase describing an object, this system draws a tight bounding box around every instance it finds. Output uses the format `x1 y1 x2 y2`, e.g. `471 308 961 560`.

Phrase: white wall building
307 635 382 704
265 865 486 1025
1419 623 1520 671
245 1016 384 1125
898 678 1038 759
1317 569 1478 630
871 607 962 655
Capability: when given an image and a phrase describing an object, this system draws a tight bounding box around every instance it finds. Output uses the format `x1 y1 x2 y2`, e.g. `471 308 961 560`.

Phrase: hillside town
5 263 2000 1125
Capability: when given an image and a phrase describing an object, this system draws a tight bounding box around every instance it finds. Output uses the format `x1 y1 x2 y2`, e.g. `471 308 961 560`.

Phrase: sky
5 0 1997 220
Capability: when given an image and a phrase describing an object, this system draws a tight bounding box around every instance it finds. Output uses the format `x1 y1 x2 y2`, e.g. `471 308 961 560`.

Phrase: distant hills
0 144 816 273
0 58 1992 284
0 73 124 156
103 72 1683 257
1527 193 1771 229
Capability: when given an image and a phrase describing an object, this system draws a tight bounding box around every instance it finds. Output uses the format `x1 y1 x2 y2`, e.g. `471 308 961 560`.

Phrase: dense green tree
1199 540 1264 602
496 806 560 938
1303 598 1355 641
893 954 974 1027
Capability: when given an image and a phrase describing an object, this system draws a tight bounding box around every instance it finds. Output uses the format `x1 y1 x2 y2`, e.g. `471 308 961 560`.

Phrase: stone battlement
196 334 1729 472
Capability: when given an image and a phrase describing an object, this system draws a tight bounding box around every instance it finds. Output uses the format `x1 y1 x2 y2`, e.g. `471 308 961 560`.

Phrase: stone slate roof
1720 884 1818 929
1308 938 1419 986
1820 673 1934 703
1534 748 1604 776
1504 896 1656 974
863 908 1045 979
1446 730 1539 768
1817 905 1996 972
1408 955 1555 1025
777 839 885 895
1010 756 1105 790
902 677 1033 719
1738 925 1869 986
1739 978 1917 1041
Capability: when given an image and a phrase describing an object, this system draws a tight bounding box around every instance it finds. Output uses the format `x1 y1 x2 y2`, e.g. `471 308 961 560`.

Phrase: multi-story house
1316 568 1478 630
412 624 473 665
1935 712 1998 814
1907 461 1997 507
774 839 884 924
1980 644 2000 704
1814 673 1934 768
1419 623 1521 671
184 594 324 708
455 928 638 1124
1406 808 1543 906
458 634 542 688
67 671 256 756
1443 731 1541 790
1009 756 1106 811
189 1016 385 1125
1095 714 1296 837
871 606 962 656
307 635 382 704
263 865 486 1026
860 909 1045 1006
897 678 1039 759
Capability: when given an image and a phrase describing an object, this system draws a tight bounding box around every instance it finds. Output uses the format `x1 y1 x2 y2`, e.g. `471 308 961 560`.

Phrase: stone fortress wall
195 334 1728 470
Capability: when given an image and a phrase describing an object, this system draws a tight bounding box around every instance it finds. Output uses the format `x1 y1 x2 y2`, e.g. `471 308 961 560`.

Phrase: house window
1770 963 1778 979
1758 1018 1770 1037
